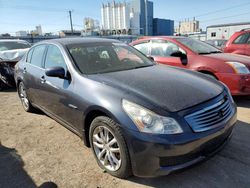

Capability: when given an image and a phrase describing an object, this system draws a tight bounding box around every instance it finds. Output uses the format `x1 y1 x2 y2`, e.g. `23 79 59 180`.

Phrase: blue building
153 18 174 36
130 0 153 36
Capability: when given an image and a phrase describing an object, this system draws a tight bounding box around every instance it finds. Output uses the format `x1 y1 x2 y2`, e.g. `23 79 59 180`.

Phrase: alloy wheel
19 83 29 110
92 126 122 171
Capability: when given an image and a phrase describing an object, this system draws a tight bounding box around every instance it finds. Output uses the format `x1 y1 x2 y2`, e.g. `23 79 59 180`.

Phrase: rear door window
133 41 150 56
151 40 186 57
26 48 34 63
30 45 46 68
233 33 250 44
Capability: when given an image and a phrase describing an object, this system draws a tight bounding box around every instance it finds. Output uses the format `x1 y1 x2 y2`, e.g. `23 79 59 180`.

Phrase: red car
223 29 250 56
130 36 250 96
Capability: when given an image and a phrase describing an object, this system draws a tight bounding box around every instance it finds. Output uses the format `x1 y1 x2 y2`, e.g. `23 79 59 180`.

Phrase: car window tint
45 45 67 70
151 40 185 57
30 45 46 67
233 33 250 44
26 48 34 63
133 42 150 55
68 43 154 74
247 37 250 44
115 46 143 63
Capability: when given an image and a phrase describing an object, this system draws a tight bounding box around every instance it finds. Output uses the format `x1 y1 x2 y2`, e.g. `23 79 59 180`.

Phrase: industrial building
101 1 131 35
206 22 250 40
130 0 153 35
16 31 28 37
153 18 174 36
101 0 153 36
176 19 200 35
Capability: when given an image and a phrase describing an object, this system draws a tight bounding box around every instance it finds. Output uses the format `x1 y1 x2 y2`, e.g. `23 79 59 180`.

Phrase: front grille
185 95 234 133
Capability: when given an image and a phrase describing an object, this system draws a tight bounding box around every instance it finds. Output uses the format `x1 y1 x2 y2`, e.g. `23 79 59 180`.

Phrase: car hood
88 65 224 112
204 53 250 66
0 48 29 62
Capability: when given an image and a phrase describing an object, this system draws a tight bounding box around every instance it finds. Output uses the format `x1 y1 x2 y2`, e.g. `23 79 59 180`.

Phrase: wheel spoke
93 141 104 149
104 129 109 142
104 153 109 165
110 147 120 153
100 128 105 141
108 138 116 146
93 134 104 144
98 149 106 160
110 152 120 165
107 152 115 169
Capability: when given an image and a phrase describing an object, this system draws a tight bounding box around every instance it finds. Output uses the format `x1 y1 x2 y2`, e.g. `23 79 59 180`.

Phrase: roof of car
139 36 187 40
40 37 120 46
0 39 29 43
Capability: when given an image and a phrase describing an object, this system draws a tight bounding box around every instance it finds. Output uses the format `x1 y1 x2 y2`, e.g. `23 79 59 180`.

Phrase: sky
1 0 250 35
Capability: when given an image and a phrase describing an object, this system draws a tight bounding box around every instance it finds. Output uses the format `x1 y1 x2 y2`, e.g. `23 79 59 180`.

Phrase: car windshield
0 41 31 51
67 42 155 74
176 38 222 54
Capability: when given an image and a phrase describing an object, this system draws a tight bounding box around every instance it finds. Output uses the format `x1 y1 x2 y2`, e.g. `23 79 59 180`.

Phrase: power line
195 2 250 18
201 11 250 23
178 2 250 22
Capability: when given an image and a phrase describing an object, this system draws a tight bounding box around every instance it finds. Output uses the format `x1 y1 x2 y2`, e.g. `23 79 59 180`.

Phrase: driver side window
133 42 150 56
45 45 67 71
151 40 186 57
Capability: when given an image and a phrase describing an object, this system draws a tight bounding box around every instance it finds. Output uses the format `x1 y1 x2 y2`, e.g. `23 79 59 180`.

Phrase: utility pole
69 10 74 35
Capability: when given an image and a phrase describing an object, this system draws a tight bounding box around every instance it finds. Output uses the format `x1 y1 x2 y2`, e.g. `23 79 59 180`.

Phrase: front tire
89 116 132 179
18 82 36 112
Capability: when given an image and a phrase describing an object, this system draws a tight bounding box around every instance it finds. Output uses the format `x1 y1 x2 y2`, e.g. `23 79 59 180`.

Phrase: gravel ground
0 90 250 188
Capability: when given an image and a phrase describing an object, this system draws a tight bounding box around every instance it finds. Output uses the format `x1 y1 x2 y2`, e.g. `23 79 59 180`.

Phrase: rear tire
18 82 36 112
89 116 132 179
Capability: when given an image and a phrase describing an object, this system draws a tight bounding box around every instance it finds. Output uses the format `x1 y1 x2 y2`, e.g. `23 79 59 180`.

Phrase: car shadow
0 143 57 188
127 120 250 188
0 87 17 92
234 96 250 108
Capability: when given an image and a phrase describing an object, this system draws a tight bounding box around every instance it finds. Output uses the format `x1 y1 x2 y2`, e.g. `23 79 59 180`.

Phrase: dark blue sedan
14 38 237 178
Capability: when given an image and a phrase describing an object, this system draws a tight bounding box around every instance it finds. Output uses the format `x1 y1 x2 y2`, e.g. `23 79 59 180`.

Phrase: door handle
40 76 46 84
23 67 27 74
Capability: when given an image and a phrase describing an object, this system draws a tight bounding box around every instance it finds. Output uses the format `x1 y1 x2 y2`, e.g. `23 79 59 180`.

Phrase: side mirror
170 51 188 65
45 66 66 79
147 56 155 61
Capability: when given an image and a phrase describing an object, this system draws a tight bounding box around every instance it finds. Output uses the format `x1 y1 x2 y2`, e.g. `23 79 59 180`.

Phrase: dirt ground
0 90 250 188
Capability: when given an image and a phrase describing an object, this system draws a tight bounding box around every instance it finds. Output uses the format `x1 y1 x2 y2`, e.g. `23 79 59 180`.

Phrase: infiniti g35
14 38 237 178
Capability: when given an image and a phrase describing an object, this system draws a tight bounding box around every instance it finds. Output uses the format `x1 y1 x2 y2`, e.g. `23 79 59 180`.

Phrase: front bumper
123 111 237 177
216 73 250 95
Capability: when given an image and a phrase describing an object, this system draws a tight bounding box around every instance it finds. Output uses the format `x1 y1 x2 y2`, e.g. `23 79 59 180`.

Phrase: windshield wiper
199 51 222 55
209 51 222 54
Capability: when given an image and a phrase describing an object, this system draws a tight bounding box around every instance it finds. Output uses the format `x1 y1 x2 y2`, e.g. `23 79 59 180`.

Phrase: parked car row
14 38 238 178
0 39 31 90
2 29 249 178
131 36 250 96
223 28 250 56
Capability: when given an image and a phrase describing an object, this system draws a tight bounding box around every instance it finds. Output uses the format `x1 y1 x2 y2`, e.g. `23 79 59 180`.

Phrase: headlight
225 61 250 74
122 100 183 134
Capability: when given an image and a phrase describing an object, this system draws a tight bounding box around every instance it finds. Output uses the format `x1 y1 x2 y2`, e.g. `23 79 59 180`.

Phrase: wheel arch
82 106 120 147
197 69 218 80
